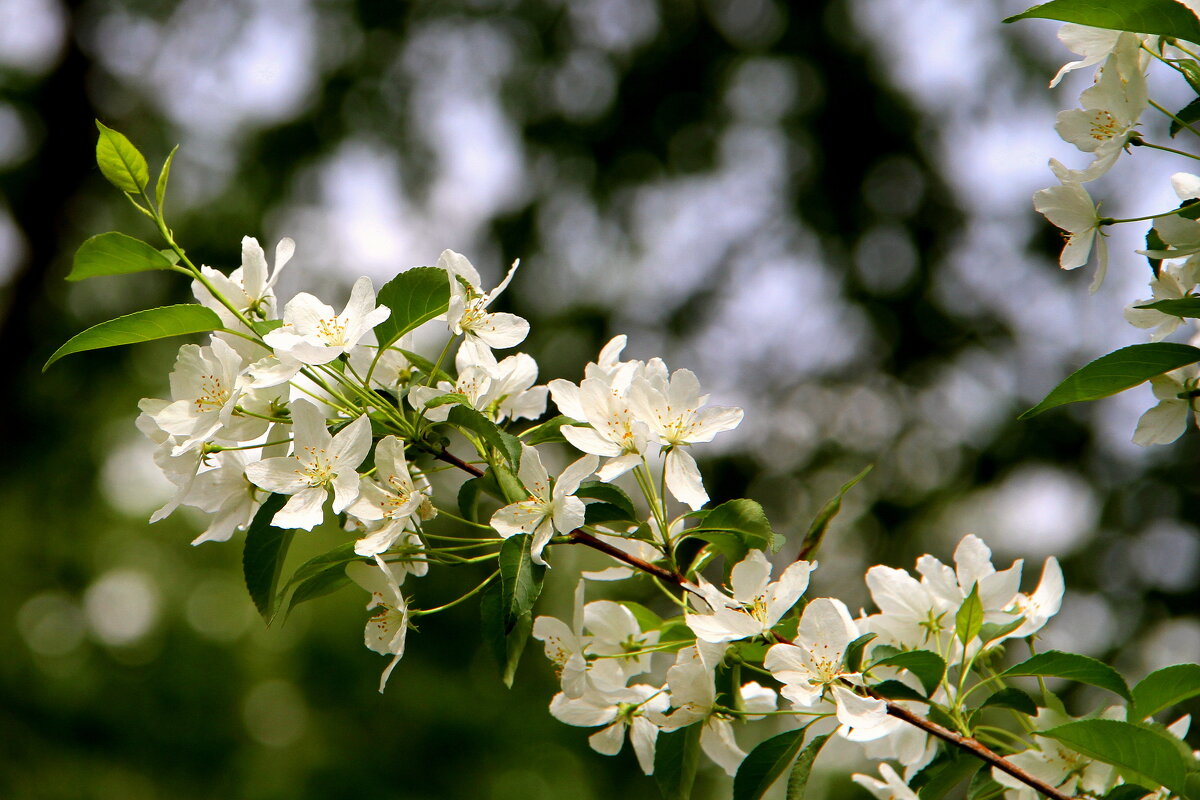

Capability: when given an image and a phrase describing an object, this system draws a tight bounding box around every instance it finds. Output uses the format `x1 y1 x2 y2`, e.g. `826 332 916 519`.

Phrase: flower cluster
60 114 1200 800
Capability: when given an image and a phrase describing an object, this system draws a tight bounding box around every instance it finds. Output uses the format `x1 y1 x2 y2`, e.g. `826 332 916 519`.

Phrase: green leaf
683 498 776 566
917 754 981 800
978 617 1025 645
1038 719 1188 795
869 680 929 703
1132 297 1200 318
480 581 531 688
980 687 1038 716
458 477 482 523
1020 343 1200 419
498 534 545 633
843 632 878 673
423 392 471 409
655 723 702 800
242 494 292 622
155 144 178 210
284 565 352 616
1171 98 1200 139
446 405 521 470
870 650 946 696
1181 60 1200 93
733 728 808 800
374 266 450 348
251 319 284 336
489 462 527 505
1103 786 1154 800
1131 663 1200 720
1002 650 1132 701
397 348 454 384
1005 0 1200 44
44 304 224 371
520 415 580 446
584 502 632 526
68 232 176 281
966 770 1007 800
576 480 637 521
797 465 872 560
784 732 830 800
95 120 149 193
1146 228 1166 277
956 583 983 646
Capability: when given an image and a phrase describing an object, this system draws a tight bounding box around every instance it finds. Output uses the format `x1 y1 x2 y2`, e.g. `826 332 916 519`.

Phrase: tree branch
876 697 1077 800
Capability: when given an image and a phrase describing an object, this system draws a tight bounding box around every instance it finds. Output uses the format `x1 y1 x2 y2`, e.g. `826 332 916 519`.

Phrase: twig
877 697 1076 800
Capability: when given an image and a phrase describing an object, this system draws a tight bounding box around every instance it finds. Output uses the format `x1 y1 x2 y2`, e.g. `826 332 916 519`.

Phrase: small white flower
1133 365 1200 446
764 598 897 741
345 436 430 557
347 556 410 693
549 683 669 775
1048 24 1122 88
244 399 372 530
852 763 920 800
263 276 391 366
192 235 295 325
629 366 742 510
1033 180 1108 291
490 446 598 565
686 550 815 644
1125 260 1199 341
440 249 529 350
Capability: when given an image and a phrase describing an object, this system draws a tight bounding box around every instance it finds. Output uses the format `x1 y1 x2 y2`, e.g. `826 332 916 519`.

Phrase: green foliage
1020 343 1200 419
977 617 1024 645
446 405 521 470
1131 663 1200 720
94 120 149 193
43 304 224 371
842 632 877 673
733 728 809 800
520 415 580 445
1170 98 1200 138
980 688 1038 716
1002 650 1132 701
655 723 702 800
498 534 544 633
869 680 929 702
278 543 363 619
241 494 293 622
479 581 531 688
956 584 983 646
682 498 776 568
1133 297 1200 317
870 650 946 695
68 232 176 281
575 480 637 521
374 266 451 348
797 465 871 560
915 754 981 800
1005 0 1200 44
155 144 177 210
1103 786 1155 800
965 770 1006 800
1038 719 1190 795
785 732 830 800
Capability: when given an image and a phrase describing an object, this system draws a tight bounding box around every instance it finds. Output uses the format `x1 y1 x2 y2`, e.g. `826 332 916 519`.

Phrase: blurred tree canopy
1 1 1196 798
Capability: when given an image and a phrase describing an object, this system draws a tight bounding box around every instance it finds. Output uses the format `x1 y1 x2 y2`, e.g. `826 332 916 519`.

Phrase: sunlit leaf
1020 344 1200 419
870 650 946 696
734 728 808 800
1002 651 1131 701
785 733 830 800
68 232 176 281
374 266 450 348
1005 0 1200 44
44 304 223 371
498 534 544 633
1131 663 1200 720
95 120 148 193
242 494 292 622
1038 720 1188 795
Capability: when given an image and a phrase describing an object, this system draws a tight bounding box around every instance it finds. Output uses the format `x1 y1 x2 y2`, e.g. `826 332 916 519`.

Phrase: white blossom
347 556 410 693
440 249 529 349
244 399 371 530
490 446 598 565
263 276 391 366
686 550 815 643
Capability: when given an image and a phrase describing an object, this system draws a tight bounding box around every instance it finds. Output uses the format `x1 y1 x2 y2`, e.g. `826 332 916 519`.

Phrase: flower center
316 317 348 346
194 374 230 412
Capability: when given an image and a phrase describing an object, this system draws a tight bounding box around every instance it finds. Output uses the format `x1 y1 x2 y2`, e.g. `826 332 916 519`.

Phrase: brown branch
877 696 1077 800
435 448 485 477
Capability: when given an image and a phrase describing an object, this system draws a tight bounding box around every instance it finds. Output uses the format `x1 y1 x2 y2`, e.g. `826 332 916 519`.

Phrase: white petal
588 722 626 756
273 486 327 530
700 718 745 776
664 448 708 510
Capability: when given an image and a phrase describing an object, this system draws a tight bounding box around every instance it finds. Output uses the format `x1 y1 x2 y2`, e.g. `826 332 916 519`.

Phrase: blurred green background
2 0 1198 798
